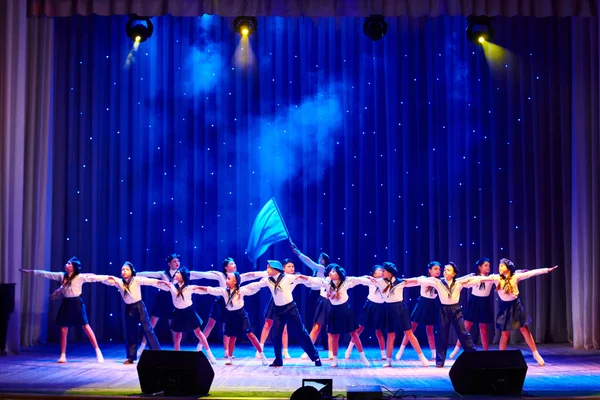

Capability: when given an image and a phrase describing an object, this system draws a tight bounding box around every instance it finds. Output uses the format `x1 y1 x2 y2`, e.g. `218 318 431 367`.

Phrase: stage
0 343 599 399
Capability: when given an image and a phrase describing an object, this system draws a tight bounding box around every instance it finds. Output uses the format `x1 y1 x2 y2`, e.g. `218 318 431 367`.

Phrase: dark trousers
125 301 160 360
436 303 475 366
272 301 319 362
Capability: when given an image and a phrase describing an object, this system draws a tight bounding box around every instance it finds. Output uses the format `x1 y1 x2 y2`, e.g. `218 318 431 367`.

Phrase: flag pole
271 198 291 242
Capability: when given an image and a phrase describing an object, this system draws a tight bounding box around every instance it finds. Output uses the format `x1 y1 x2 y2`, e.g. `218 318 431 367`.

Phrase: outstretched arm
189 270 222 281
20 269 63 281
240 271 268 283
137 271 166 279
294 274 326 288
515 266 558 282
290 242 326 275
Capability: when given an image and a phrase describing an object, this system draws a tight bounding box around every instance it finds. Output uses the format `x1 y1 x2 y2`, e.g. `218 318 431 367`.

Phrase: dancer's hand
157 281 172 289
19 269 32 274
548 265 559 272
290 242 300 255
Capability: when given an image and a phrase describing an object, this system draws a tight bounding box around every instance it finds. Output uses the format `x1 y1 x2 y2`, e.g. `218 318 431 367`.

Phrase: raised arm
20 269 63 281
291 242 326 275
345 276 374 288
515 266 558 282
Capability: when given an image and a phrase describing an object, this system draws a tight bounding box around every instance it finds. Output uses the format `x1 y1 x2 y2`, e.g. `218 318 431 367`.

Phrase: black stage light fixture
466 15 494 44
234 16 258 37
126 15 154 43
363 15 388 41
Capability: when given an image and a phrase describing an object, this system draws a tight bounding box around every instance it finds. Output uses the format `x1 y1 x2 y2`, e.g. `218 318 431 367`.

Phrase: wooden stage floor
0 343 599 399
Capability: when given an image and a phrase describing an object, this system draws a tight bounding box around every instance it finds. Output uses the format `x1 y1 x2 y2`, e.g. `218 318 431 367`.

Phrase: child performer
256 258 297 359
136 253 181 356
191 257 265 357
345 265 386 360
102 262 170 364
375 262 430 367
480 259 558 366
299 264 372 367
448 257 494 359
158 266 217 364
20 257 108 363
250 260 322 367
417 262 486 367
195 271 269 366
396 261 442 361
290 242 334 360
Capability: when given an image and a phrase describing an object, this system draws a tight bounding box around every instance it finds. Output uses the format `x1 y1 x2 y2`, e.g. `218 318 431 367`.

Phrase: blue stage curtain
48 14 574 345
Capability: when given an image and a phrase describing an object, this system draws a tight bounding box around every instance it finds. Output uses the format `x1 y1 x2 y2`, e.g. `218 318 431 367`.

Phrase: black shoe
314 359 322 367
269 359 283 367
436 364 444 368
124 359 134 365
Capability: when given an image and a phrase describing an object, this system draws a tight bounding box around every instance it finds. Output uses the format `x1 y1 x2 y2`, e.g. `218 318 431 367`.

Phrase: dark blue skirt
208 296 226 322
151 289 174 319
464 294 494 323
357 300 385 330
496 298 531 331
224 308 253 337
384 302 412 334
264 297 275 320
313 296 331 326
410 296 440 325
56 297 89 327
327 302 358 334
170 306 203 333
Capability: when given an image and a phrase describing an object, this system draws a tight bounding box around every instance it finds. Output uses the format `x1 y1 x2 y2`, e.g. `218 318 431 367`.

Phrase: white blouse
103 276 164 304
202 282 263 311
306 276 373 306
374 277 420 303
33 271 108 298
486 268 550 301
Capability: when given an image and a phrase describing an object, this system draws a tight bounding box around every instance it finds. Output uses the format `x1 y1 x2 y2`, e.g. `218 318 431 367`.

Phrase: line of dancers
20 244 557 368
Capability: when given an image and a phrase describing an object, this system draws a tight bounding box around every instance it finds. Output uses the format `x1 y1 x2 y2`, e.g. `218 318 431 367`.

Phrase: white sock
359 351 370 367
395 345 406 360
95 348 104 364
449 345 460 359
57 353 67 363
381 350 387 360
431 350 436 359
383 359 392 367
532 350 545 366
328 350 333 360
331 356 338 367
418 352 429 367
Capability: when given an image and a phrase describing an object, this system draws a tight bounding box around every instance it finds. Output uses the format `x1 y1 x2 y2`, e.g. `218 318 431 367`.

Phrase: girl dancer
345 265 386 360
417 262 485 367
102 262 169 364
375 262 429 367
448 257 494 359
396 261 442 361
290 242 334 360
300 264 372 367
158 266 217 363
20 257 107 363
195 271 269 366
192 257 265 357
136 253 181 356
257 258 296 359
480 259 558 366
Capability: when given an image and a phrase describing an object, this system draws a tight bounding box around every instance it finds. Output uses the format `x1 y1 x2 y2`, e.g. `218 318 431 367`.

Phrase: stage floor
0 343 599 399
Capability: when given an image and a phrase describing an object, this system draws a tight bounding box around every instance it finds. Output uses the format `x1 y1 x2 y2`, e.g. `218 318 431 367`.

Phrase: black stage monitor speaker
347 385 382 400
302 379 332 399
137 350 214 396
449 350 528 396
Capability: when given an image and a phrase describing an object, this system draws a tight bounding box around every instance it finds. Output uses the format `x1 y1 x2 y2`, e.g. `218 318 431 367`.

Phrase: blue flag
246 199 289 262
